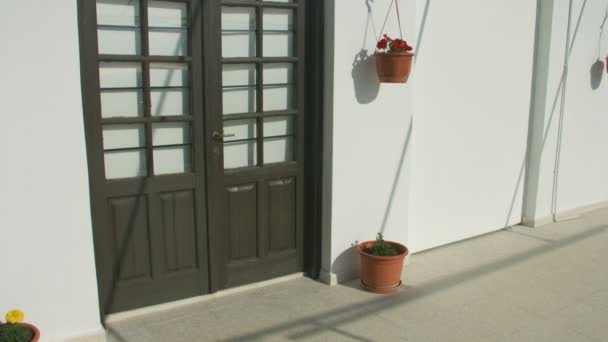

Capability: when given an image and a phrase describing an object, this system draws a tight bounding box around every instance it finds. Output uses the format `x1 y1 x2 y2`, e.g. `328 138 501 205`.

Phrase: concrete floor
105 208 608 342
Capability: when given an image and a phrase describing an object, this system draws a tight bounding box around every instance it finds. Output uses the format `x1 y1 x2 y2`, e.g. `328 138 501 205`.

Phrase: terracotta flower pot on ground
358 240 408 294
375 52 414 83
23 323 40 342
0 323 40 342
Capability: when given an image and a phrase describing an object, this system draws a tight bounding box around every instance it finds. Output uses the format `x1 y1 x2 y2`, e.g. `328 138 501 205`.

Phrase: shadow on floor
219 224 607 341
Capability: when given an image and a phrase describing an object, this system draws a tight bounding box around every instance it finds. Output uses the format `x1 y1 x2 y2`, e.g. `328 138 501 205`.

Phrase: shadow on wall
590 58 604 89
352 49 380 104
331 119 412 277
332 244 360 281
352 0 381 104
334 0 428 275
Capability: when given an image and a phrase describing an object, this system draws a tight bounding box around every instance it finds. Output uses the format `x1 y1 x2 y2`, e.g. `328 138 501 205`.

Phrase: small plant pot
0 323 40 342
358 240 408 294
375 52 414 83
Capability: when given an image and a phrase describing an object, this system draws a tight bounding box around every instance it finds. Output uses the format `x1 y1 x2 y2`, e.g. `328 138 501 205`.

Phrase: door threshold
105 273 304 323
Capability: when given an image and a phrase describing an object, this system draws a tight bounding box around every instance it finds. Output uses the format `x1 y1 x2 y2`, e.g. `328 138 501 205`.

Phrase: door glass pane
263 116 294 137
224 140 257 169
153 146 192 175
152 122 191 146
97 0 141 55
148 1 188 56
99 62 144 118
100 62 142 88
152 122 192 175
264 136 294 164
105 150 147 179
101 90 144 118
222 64 257 114
150 89 189 116
150 63 189 87
150 63 190 116
263 63 295 111
103 124 146 150
102 124 147 179
263 8 294 57
223 119 257 141
222 7 256 58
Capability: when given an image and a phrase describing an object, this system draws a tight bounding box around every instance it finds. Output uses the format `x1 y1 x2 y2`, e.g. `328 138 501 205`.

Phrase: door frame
77 0 325 320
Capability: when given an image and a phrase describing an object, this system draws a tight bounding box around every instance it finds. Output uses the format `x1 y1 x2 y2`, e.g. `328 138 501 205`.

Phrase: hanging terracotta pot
358 239 408 294
375 52 414 83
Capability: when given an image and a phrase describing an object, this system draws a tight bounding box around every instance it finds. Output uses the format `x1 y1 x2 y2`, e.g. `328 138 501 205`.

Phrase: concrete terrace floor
105 208 608 342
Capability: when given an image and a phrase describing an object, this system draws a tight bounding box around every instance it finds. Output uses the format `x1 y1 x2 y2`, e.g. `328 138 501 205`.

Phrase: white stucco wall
0 3 104 342
555 0 608 213
524 0 608 225
324 0 539 277
408 0 537 251
322 0 415 280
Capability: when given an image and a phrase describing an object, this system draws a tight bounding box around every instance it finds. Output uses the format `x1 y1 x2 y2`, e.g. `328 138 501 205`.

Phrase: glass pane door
97 0 194 179
220 1 298 169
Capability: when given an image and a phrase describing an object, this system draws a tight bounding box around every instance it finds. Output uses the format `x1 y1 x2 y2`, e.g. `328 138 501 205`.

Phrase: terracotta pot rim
375 51 415 56
358 240 409 259
0 322 40 342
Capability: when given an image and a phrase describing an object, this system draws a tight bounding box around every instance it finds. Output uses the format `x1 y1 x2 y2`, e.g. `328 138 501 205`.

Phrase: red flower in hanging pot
377 38 388 50
375 34 415 83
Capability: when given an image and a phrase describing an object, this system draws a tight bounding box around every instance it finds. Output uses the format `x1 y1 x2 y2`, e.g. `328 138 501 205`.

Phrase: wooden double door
79 0 309 314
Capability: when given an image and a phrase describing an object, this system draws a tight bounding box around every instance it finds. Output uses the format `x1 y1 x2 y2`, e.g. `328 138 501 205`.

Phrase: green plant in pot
358 233 408 294
0 310 40 342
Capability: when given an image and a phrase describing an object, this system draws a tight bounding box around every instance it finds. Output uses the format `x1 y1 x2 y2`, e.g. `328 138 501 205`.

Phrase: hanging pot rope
373 0 413 84
600 7 607 58
375 0 404 52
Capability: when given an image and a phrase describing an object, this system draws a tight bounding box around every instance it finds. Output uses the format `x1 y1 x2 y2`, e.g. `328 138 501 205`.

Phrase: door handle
212 131 235 142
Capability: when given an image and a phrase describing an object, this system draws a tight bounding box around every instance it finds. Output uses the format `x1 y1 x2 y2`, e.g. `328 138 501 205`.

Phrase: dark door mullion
141 0 155 177
222 0 297 9
222 57 298 64
295 0 306 269
256 4 264 166
99 55 192 63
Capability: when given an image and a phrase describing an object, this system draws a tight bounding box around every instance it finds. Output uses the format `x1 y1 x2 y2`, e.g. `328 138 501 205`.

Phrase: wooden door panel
226 184 258 260
222 177 300 287
268 178 296 253
108 196 152 283
159 190 198 273
103 184 207 313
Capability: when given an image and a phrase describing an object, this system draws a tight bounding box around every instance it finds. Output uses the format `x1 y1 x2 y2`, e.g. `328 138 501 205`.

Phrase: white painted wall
323 0 416 280
408 0 537 252
0 2 104 342
556 0 608 213
324 0 540 277
524 0 608 224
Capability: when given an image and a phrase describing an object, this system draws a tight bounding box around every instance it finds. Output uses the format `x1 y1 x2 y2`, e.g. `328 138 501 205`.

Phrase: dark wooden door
204 0 306 290
80 0 309 314
79 0 210 313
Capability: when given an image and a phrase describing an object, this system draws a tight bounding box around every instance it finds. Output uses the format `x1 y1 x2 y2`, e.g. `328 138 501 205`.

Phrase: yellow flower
5 309 24 324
